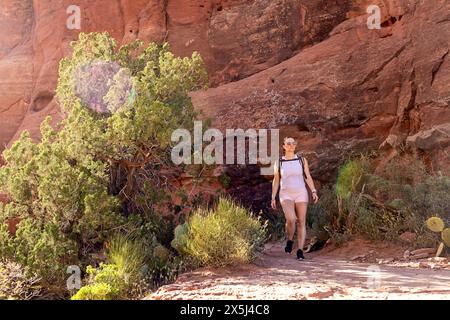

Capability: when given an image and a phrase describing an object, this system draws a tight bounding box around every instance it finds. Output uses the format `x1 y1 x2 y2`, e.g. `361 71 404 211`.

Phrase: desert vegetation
0 31 448 300
307 151 450 253
0 32 272 300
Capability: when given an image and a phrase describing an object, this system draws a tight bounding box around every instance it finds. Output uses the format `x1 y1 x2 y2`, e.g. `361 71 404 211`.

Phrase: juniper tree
0 32 208 282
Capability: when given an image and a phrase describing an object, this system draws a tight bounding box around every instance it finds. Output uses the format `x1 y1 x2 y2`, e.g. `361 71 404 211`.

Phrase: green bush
0 31 208 292
362 155 449 244
178 197 267 267
71 264 125 300
106 234 148 285
336 157 368 199
0 217 79 284
72 232 181 300
307 185 340 241
71 282 116 301
171 223 189 254
264 208 287 242
72 234 147 300
328 152 450 246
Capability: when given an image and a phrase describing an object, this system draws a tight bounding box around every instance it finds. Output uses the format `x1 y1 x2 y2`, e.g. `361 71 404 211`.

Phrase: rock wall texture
0 0 449 204
0 0 350 150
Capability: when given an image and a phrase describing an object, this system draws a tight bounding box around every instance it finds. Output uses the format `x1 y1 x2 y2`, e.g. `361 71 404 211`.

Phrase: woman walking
271 137 319 260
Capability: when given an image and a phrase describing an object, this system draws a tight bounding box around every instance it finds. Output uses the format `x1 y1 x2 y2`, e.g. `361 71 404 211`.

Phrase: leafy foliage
71 264 125 300
174 197 268 267
311 152 449 248
307 185 339 241
336 159 366 199
72 232 181 300
0 32 208 290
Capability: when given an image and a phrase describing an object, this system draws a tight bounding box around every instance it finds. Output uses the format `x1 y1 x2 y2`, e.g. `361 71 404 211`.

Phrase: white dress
278 156 309 203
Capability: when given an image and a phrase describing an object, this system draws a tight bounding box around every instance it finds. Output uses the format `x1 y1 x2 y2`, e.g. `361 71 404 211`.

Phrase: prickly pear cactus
442 228 450 247
153 244 170 263
426 217 445 232
388 199 405 210
171 223 189 254
425 216 449 256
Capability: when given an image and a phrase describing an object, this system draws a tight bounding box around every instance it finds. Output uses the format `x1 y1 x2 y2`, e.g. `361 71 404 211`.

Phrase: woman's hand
312 192 319 204
271 199 277 210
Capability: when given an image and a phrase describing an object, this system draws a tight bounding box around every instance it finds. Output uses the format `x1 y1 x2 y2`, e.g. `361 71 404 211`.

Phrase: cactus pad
441 228 450 247
426 217 445 232
153 245 170 262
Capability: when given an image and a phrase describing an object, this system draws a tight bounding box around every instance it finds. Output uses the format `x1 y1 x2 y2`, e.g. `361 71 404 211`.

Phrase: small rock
411 252 433 260
411 248 435 256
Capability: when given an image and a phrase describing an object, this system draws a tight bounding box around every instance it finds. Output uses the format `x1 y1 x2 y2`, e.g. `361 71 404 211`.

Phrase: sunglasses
285 141 297 146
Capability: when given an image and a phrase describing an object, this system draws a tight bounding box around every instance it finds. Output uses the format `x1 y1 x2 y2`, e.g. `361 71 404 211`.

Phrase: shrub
403 175 450 226
71 282 116 301
178 197 267 267
71 264 125 300
329 152 450 246
307 185 340 241
336 157 368 199
72 232 181 300
106 234 148 286
264 208 287 242
0 31 208 292
0 259 41 300
0 217 79 284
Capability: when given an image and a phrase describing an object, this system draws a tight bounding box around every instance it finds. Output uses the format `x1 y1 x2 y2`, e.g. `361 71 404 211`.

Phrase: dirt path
147 241 450 300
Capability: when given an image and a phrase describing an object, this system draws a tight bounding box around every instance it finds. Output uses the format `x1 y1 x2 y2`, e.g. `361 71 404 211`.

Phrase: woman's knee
286 215 296 226
296 217 306 227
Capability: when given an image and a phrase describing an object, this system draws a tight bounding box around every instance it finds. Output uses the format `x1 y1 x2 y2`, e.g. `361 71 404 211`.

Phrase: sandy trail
148 241 450 300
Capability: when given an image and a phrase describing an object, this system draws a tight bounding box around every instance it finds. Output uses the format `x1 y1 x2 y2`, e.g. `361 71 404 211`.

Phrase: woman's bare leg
281 200 296 241
294 202 308 250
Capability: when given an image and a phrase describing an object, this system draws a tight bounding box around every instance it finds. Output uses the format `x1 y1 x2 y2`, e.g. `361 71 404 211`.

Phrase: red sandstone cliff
0 0 449 183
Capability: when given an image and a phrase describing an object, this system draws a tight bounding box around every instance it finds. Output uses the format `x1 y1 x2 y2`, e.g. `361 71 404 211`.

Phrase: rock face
0 0 449 210
192 0 450 180
0 0 350 150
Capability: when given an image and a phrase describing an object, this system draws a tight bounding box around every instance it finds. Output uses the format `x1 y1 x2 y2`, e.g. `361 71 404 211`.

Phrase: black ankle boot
296 249 305 260
285 240 294 254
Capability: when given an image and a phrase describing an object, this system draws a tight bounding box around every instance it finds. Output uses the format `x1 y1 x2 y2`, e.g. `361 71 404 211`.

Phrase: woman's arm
271 160 280 209
303 157 319 203
272 160 280 200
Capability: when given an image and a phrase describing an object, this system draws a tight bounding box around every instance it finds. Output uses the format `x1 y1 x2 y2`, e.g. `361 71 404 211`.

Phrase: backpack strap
278 156 283 178
297 153 308 181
